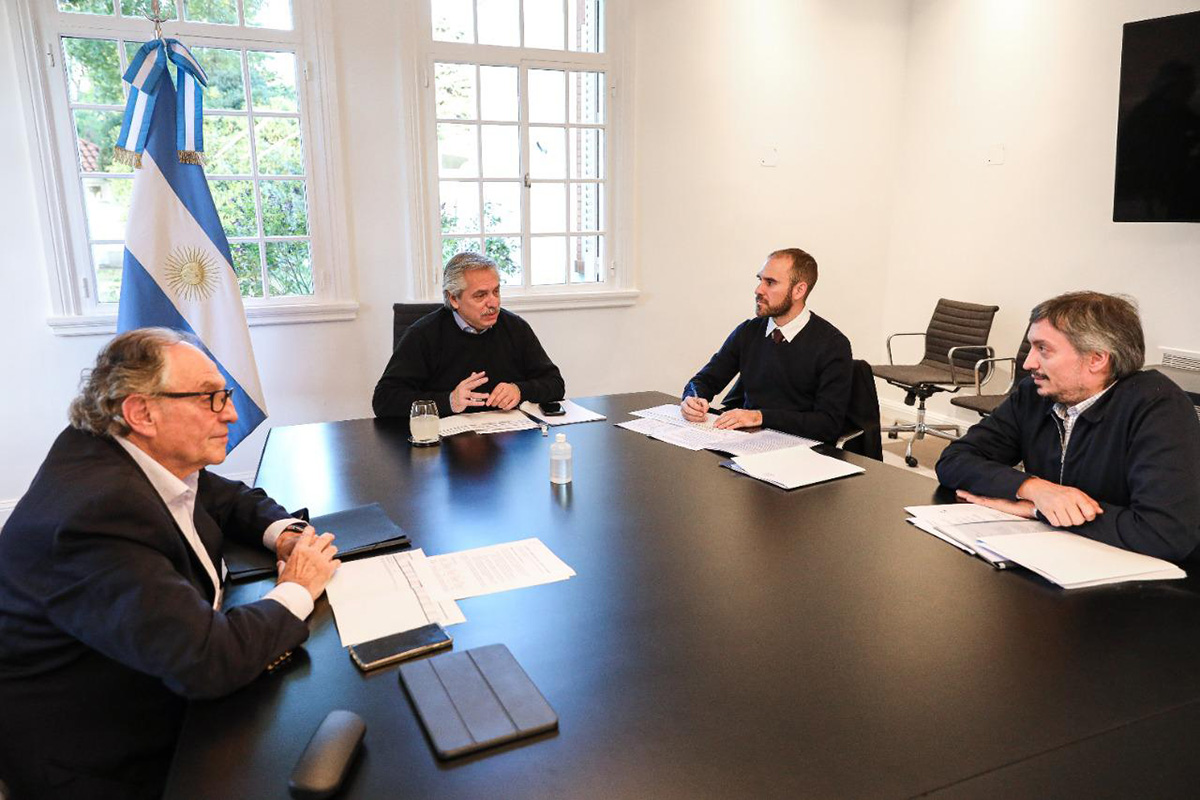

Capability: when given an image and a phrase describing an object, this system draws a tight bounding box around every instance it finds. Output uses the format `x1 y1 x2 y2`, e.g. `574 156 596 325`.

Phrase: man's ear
446 291 460 312
791 281 809 304
121 394 156 438
1086 350 1112 379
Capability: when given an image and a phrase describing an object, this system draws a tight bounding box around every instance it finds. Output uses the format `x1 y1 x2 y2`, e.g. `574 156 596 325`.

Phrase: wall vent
1160 347 1200 372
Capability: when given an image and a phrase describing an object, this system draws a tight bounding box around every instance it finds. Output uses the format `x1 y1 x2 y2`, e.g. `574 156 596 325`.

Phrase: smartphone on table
348 623 452 671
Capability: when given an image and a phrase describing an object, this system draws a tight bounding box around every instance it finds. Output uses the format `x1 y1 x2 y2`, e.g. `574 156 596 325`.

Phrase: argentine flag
117 74 267 451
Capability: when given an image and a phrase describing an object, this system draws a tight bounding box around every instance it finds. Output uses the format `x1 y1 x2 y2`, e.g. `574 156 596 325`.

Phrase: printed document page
440 410 539 436
975 531 1186 589
325 549 466 647
712 428 819 456
904 503 1048 564
519 399 606 426
731 445 863 489
416 538 576 600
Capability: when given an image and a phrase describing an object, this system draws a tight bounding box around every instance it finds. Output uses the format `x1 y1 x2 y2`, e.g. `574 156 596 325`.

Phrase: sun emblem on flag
163 246 220 301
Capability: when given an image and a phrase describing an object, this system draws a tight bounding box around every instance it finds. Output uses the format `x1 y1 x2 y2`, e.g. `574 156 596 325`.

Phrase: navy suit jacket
0 427 310 799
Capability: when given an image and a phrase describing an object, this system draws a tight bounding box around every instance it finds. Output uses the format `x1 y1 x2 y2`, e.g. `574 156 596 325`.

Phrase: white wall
877 0 1200 423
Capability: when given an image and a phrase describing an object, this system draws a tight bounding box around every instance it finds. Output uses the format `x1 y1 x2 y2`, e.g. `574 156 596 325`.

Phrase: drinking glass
409 400 441 445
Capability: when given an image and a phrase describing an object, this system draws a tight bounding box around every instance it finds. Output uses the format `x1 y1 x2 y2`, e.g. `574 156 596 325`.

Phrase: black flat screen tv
1113 10 1200 222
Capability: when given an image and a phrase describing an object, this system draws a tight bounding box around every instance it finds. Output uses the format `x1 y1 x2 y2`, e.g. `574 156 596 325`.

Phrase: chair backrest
1009 324 1034 392
841 360 883 461
392 302 443 350
920 299 1000 374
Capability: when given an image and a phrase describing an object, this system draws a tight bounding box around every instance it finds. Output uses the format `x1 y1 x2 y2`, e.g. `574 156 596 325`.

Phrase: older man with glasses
0 327 341 800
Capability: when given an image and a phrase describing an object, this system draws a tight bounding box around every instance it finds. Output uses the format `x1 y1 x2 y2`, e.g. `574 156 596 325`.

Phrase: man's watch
282 522 309 535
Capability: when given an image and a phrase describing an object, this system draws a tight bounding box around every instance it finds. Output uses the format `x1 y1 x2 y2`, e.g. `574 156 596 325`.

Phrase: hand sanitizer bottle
550 433 572 485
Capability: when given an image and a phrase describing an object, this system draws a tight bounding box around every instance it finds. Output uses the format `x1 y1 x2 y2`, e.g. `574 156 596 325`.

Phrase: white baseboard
878 398 967 431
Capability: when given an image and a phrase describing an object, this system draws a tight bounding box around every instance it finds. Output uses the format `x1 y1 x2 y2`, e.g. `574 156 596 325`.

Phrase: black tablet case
399 644 558 760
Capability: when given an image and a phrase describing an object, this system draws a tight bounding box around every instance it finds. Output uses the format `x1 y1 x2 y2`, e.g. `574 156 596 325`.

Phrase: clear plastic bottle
550 433 572 484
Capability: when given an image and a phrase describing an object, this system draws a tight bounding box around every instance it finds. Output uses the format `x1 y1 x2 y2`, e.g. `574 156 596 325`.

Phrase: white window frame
409 0 637 311
10 0 357 336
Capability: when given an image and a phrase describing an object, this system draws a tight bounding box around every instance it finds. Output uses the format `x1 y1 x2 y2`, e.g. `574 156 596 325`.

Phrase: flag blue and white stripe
115 39 208 166
117 75 267 451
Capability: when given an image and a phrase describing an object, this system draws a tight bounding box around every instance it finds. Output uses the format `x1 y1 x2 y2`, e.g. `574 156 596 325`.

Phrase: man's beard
755 293 793 318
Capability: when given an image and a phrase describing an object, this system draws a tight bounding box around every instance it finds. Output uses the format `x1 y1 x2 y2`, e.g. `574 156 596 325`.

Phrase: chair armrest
885 332 926 366
970 356 1015 394
946 345 994 385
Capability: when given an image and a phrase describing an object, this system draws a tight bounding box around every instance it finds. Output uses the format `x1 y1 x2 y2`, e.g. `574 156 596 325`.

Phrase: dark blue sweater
682 312 853 443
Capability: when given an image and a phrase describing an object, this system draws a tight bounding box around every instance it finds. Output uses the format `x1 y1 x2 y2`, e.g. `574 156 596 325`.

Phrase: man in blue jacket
936 291 1200 561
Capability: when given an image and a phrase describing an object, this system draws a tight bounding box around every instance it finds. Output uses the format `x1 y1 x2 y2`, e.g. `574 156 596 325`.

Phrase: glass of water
409 400 440 446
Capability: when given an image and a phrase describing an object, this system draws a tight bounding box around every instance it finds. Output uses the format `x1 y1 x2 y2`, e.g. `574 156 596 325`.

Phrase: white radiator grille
1161 347 1200 372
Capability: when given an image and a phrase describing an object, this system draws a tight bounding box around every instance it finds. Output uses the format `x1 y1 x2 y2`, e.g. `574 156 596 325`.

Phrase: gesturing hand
450 371 489 413
713 408 763 430
277 530 341 601
680 396 709 422
1017 476 1104 527
487 382 521 410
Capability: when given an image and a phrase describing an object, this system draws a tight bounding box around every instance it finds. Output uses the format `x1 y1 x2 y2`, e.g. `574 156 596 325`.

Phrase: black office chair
872 298 999 467
838 360 883 461
950 324 1033 418
392 302 442 350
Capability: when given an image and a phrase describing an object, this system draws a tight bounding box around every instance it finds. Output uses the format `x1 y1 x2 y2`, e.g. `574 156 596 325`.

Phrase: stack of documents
723 445 864 489
440 410 540 436
519 399 605 426
423 538 576 600
619 404 818 455
904 504 1186 588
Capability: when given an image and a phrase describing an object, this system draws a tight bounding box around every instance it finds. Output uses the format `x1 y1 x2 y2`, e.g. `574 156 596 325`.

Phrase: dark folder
224 502 411 581
399 644 558 760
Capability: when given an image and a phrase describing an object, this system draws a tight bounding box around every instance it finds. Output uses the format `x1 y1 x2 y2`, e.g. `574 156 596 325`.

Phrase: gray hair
1029 291 1145 381
68 327 187 438
442 252 500 308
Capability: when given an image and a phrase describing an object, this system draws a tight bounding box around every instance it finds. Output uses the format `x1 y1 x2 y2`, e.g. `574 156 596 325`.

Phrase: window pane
569 127 603 179
191 47 245 110
260 179 308 236
439 181 481 234
92 243 124 303
245 0 293 29
569 71 604 124
569 182 601 231
524 0 564 50
569 234 603 282
82 177 133 240
59 0 115 15
74 110 133 174
528 69 565 123
204 115 252 174
432 0 474 43
254 117 304 175
480 125 519 178
184 0 237 25
230 241 263 297
530 182 565 232
486 237 522 285
479 66 517 122
482 182 520 233
249 51 298 112
63 38 123 106
477 0 519 47
529 126 566 179
435 63 477 121
442 236 482 265
437 123 478 178
568 0 604 53
211 179 257 236
530 236 567 285
266 240 313 296
120 0 178 19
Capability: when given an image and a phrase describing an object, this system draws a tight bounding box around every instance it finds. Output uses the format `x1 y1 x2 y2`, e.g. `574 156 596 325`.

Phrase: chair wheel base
887 431 899 439
905 456 919 468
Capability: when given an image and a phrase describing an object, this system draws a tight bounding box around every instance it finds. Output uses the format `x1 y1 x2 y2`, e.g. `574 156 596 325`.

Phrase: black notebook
399 644 558 760
224 502 411 580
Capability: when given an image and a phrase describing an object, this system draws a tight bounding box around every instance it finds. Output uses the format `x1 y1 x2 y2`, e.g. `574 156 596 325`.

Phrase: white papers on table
415 538 576 600
519 399 606 426
439 410 540 437
904 504 1046 566
975 531 1186 589
714 428 819 456
325 549 466 647
728 445 863 489
623 404 819 454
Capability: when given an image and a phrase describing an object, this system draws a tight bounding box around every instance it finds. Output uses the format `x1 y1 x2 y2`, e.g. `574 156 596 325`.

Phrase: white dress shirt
115 437 313 620
765 307 812 343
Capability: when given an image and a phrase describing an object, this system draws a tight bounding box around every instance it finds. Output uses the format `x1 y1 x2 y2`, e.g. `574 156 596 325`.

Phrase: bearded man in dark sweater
680 248 853 443
373 252 565 418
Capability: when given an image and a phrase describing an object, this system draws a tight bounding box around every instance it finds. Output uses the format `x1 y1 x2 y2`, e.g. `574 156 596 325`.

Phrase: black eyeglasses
154 387 235 412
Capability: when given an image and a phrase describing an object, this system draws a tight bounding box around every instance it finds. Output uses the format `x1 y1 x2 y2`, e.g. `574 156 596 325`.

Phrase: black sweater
935 370 1200 561
373 307 565 418
682 312 853 443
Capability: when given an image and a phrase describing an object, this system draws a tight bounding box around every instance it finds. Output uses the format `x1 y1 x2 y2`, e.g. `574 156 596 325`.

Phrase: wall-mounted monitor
1113 10 1200 222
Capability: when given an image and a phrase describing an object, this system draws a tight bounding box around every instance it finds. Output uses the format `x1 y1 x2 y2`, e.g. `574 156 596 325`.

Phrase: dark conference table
166 392 1200 799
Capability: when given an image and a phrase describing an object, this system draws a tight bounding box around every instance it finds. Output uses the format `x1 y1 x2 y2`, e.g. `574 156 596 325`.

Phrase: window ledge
502 288 639 313
47 300 360 337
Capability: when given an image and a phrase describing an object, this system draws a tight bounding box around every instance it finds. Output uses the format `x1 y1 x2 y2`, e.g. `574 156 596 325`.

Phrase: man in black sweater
680 248 853 443
373 252 565 418
936 291 1200 561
